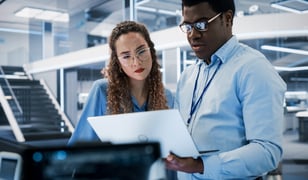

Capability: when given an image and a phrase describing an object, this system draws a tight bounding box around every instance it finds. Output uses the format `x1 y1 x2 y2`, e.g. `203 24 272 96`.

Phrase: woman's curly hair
105 21 169 114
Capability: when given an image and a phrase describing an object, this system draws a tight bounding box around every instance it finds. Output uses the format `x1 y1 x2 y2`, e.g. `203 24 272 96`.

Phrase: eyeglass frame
117 47 151 66
179 13 222 33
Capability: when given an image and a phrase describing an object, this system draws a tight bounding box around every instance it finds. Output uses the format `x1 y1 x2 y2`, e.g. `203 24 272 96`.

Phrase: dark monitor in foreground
21 142 162 180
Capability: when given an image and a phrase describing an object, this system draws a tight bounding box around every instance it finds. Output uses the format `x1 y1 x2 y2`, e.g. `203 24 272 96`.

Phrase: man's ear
224 10 234 26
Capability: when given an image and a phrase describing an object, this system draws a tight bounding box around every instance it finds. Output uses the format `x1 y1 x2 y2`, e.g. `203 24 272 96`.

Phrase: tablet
0 151 22 180
88 109 201 157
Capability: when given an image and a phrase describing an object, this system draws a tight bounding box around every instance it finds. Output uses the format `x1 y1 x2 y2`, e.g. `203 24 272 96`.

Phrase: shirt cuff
193 155 222 179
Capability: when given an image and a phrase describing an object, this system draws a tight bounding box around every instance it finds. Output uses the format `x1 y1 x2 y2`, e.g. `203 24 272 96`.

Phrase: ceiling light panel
15 7 69 22
271 0 308 14
15 7 43 18
35 10 63 21
53 13 69 22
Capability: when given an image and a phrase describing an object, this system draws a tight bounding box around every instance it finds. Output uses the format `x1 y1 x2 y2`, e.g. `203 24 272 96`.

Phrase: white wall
0 31 29 66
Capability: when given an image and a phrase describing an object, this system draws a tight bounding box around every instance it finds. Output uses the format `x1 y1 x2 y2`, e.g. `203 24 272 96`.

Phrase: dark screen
22 142 161 180
0 158 17 180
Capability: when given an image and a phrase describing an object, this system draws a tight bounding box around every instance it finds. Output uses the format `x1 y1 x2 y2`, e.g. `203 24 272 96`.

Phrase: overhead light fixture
35 10 63 21
15 7 69 22
136 0 151 6
136 6 178 16
53 13 69 22
261 45 308 56
15 7 43 18
271 0 308 14
249 4 259 13
274 66 308 71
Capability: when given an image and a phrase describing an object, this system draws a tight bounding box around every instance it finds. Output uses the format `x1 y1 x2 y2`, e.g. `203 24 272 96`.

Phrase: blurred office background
0 0 308 179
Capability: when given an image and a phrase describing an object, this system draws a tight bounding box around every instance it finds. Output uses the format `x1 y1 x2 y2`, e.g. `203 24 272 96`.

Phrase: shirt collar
195 36 238 67
132 96 147 111
212 35 238 64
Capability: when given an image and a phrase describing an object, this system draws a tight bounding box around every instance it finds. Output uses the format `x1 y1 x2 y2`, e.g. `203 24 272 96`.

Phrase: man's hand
164 153 204 174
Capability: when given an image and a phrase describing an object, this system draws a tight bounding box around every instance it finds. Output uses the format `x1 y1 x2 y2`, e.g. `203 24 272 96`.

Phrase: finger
166 154 175 162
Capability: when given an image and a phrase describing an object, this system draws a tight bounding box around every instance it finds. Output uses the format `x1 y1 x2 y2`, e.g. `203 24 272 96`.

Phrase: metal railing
0 87 25 142
0 66 23 115
40 79 74 133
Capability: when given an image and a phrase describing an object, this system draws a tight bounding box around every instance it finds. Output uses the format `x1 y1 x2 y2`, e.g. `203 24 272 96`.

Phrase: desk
296 111 308 142
285 106 307 132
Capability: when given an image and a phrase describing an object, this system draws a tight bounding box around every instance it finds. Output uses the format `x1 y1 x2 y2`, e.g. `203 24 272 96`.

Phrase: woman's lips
135 68 145 73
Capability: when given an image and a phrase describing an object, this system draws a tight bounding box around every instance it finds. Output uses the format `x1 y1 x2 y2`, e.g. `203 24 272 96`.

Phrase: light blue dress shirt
175 36 286 179
68 78 174 145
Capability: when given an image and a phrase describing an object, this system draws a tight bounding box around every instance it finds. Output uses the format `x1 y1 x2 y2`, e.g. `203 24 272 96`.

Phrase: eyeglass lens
119 48 150 66
180 13 221 33
181 21 207 33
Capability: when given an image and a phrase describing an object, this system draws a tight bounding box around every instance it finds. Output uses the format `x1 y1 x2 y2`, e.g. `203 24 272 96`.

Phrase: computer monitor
21 142 162 180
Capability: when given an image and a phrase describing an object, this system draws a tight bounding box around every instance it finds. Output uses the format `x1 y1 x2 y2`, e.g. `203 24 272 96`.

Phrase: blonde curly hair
105 21 169 114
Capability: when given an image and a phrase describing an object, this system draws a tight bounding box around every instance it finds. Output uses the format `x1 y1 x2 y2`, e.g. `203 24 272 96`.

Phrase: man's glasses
179 13 222 33
118 47 151 66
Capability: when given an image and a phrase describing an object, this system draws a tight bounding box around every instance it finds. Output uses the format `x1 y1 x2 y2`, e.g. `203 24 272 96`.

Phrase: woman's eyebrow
136 44 146 51
118 44 147 55
119 50 130 55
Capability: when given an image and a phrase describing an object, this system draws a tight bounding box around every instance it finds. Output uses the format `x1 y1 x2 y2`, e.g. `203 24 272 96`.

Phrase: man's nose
188 27 201 39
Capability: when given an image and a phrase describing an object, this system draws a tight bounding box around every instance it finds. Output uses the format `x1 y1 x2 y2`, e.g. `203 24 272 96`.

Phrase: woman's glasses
118 47 151 66
179 13 222 33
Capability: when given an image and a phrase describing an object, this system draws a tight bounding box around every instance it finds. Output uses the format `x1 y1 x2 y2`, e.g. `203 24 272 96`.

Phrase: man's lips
192 45 202 51
191 43 204 51
135 68 145 73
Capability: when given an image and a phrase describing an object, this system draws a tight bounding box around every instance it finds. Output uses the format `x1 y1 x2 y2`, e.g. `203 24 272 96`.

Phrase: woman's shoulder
88 79 108 96
92 78 108 89
164 87 175 108
164 87 174 96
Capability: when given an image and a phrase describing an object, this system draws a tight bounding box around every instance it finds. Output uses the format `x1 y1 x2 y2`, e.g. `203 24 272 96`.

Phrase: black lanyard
187 61 222 125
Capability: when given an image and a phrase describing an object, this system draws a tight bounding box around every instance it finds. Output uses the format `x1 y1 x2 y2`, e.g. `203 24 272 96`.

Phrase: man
165 0 286 179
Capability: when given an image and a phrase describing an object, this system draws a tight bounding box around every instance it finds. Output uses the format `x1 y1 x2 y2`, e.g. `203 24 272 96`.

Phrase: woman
68 21 174 145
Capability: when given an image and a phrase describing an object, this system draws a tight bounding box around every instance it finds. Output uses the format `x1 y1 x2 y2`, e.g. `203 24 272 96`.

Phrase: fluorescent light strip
262 45 308 72
271 0 308 14
271 4 308 14
136 6 177 16
261 45 308 56
0 27 42 35
136 6 156 13
236 30 308 40
136 0 151 6
275 66 308 71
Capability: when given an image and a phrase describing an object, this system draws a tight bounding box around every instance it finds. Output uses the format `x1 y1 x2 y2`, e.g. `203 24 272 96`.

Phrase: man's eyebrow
182 17 209 24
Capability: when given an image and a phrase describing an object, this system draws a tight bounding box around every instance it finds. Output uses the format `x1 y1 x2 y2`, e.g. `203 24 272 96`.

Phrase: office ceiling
0 0 308 83
0 0 302 33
